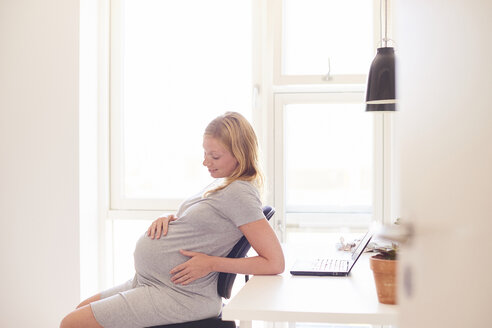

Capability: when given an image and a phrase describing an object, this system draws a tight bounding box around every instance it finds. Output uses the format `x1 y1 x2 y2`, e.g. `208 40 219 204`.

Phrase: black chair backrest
217 205 275 299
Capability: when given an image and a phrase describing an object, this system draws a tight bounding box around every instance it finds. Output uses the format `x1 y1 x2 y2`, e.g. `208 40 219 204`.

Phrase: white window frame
103 0 266 286
259 0 392 240
108 0 263 213
271 91 392 240
271 0 381 85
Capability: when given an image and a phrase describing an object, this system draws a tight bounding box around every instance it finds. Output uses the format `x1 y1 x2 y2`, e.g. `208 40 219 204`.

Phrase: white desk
222 251 398 328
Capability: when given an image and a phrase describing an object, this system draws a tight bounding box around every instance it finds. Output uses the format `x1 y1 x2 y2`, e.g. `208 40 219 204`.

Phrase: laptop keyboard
313 258 350 272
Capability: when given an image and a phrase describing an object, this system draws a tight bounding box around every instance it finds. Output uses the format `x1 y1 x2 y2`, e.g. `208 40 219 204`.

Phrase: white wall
80 0 101 300
0 1 80 327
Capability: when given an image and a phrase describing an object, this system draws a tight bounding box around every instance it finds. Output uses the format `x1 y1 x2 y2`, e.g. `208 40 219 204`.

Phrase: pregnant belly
133 234 187 285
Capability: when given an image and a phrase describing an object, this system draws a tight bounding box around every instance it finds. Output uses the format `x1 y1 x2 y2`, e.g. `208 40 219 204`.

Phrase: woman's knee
59 313 73 328
60 306 102 328
60 312 76 328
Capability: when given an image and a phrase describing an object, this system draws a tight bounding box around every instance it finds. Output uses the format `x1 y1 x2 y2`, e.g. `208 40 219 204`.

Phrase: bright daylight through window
105 0 383 284
282 0 373 76
108 0 254 285
112 0 253 210
284 102 373 229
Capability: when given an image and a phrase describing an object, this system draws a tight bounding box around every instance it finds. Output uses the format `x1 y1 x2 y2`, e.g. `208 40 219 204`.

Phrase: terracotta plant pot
370 256 398 304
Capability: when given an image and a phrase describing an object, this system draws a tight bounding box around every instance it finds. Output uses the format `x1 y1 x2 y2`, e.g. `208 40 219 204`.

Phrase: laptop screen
350 231 373 260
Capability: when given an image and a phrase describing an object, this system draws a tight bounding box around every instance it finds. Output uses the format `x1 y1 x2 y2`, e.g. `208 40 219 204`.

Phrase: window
102 0 391 286
274 0 376 84
268 0 389 240
110 0 256 211
274 93 376 231
106 0 259 285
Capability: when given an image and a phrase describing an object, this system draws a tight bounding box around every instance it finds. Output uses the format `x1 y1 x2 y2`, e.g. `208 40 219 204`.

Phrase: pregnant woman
60 112 285 328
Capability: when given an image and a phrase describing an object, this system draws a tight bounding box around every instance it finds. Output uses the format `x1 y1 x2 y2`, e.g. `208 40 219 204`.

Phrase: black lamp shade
366 47 396 111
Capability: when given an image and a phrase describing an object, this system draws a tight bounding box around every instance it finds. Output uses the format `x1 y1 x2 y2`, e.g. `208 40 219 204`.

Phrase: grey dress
90 180 264 328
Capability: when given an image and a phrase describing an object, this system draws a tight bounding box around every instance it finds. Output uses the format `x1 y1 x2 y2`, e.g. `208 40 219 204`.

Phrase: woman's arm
170 218 285 285
219 218 285 274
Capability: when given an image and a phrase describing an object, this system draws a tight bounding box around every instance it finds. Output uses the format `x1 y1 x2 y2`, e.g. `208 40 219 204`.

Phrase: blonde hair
204 112 264 195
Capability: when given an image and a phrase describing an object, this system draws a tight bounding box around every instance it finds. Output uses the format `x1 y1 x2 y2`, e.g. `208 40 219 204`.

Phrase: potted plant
370 243 399 304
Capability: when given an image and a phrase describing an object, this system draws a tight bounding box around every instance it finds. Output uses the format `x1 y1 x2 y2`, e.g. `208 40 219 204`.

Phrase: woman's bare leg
76 293 101 309
60 304 103 328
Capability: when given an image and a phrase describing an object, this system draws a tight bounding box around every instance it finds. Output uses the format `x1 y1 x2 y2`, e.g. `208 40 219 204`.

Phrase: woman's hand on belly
147 214 177 239
170 250 214 285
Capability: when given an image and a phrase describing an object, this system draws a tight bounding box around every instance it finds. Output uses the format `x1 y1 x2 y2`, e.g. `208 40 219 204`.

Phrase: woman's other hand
147 214 177 239
170 250 213 285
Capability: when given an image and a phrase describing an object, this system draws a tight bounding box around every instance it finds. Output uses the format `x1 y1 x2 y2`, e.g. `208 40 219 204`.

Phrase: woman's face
202 136 238 178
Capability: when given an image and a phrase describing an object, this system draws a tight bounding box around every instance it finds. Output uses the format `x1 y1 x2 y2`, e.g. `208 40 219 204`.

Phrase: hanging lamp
366 0 396 111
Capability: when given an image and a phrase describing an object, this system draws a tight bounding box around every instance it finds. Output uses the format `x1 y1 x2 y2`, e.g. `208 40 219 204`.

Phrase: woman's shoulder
211 180 260 202
225 179 258 193
216 180 263 220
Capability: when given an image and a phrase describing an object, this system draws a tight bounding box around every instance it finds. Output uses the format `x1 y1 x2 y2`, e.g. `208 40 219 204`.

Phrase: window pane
121 0 252 200
283 0 374 75
112 220 152 284
284 103 373 225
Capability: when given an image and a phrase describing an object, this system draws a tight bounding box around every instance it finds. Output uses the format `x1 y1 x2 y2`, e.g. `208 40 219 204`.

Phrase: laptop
290 231 373 276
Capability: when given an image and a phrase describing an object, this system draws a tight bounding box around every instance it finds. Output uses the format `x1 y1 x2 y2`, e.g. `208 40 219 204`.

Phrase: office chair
148 205 275 328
